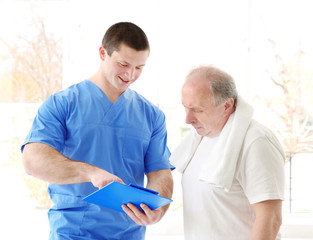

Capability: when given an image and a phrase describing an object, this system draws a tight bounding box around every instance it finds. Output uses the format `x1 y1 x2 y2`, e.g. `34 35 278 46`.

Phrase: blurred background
0 0 312 239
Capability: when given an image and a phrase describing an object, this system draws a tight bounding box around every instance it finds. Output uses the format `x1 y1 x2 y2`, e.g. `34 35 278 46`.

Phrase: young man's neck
89 72 123 104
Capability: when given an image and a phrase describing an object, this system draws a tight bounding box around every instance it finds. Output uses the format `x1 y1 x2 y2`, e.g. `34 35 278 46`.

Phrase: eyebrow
119 60 146 68
137 63 146 68
182 103 202 110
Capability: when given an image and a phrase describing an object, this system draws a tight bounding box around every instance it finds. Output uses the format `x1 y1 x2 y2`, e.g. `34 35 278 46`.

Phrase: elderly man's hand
122 203 164 225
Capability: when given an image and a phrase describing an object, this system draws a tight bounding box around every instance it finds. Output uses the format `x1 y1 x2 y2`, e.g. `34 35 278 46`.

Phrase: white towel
170 96 254 192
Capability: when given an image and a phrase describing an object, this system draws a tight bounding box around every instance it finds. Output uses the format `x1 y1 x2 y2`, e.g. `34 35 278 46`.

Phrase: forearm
146 169 173 213
250 218 281 240
250 200 282 240
23 142 94 184
122 169 173 225
22 142 124 188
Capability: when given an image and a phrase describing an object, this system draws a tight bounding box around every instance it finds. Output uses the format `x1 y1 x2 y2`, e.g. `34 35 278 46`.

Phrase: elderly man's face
182 74 227 137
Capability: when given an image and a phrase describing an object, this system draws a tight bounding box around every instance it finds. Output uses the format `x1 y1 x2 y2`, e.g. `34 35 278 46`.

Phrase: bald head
184 65 238 107
182 70 213 110
182 65 237 137
183 69 211 94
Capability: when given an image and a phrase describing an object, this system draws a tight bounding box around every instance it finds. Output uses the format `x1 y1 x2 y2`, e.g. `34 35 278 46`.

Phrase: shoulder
126 89 167 132
128 89 165 117
245 120 281 147
40 81 86 114
236 120 285 203
46 80 89 102
242 120 285 159
52 81 87 99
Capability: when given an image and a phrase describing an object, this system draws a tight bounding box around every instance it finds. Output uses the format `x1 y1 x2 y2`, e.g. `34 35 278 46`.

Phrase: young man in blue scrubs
21 22 173 239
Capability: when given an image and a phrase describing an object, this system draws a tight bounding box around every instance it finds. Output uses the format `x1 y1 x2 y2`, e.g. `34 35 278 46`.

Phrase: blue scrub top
22 80 172 239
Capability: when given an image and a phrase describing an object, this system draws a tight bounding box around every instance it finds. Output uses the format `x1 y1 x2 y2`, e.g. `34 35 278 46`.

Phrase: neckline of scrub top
85 79 132 106
84 79 133 124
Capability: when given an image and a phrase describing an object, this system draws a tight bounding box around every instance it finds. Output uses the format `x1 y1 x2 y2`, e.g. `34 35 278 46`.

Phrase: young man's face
101 43 149 94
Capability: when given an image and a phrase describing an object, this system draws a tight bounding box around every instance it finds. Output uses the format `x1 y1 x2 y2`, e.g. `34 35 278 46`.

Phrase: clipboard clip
129 183 159 195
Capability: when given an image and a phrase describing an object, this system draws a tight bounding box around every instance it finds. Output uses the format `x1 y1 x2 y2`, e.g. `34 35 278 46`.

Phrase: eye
119 62 128 67
136 65 145 70
192 109 203 113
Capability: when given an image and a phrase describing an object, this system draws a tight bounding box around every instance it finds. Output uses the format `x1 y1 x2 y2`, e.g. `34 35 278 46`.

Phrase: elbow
22 152 34 176
22 144 37 177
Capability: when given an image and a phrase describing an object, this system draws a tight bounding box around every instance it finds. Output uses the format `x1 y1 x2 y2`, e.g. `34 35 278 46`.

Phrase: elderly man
170 65 285 240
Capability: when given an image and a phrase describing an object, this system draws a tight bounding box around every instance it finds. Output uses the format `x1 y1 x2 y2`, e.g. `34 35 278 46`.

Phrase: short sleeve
144 111 173 173
21 94 67 153
238 136 285 204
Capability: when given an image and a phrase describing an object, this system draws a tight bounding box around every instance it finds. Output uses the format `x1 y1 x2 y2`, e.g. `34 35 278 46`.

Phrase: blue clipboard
82 181 172 212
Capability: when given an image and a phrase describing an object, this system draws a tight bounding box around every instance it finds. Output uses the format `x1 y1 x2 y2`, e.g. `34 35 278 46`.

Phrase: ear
99 46 106 61
224 98 235 114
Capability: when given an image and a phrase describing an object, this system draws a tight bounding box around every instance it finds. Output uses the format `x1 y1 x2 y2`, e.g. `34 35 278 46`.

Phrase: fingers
104 172 125 186
115 176 125 185
122 203 161 226
97 176 124 189
140 203 153 216
122 203 144 225
89 167 125 189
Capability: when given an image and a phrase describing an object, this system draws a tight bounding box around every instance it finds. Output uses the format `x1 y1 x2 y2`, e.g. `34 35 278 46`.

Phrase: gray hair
186 65 238 107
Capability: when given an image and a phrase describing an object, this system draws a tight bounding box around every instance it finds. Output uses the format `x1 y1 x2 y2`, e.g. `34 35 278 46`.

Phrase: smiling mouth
119 76 130 83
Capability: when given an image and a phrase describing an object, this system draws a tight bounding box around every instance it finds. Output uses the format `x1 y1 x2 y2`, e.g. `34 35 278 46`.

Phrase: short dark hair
102 22 150 56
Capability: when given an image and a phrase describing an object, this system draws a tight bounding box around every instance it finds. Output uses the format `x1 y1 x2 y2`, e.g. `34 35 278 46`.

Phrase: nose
125 67 136 81
185 109 194 124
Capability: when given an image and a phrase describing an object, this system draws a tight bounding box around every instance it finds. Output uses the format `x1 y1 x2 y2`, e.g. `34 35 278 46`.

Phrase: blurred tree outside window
265 40 313 213
0 3 63 209
0 14 62 102
246 1 313 213
265 39 313 155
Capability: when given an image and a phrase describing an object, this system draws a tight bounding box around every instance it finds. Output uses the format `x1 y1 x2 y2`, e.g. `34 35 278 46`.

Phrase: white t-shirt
182 120 285 240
